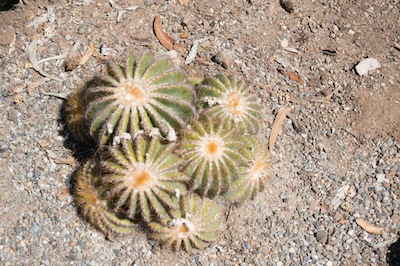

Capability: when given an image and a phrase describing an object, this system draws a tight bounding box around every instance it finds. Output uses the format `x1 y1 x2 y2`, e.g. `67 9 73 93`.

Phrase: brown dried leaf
54 155 75 165
284 71 302 84
154 14 175 51
356 219 388 234
269 106 292 151
179 0 188 6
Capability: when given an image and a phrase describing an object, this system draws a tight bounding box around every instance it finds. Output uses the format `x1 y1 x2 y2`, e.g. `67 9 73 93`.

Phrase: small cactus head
74 160 135 238
65 85 90 144
197 74 261 134
84 51 196 145
224 137 271 204
100 135 190 222
177 115 252 198
150 194 222 251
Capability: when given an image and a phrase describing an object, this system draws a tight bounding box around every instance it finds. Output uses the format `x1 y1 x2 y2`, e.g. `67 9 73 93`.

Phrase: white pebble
376 173 385 183
355 58 381 76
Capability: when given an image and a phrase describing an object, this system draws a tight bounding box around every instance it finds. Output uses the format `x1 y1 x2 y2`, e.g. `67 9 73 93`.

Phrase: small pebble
213 51 234 69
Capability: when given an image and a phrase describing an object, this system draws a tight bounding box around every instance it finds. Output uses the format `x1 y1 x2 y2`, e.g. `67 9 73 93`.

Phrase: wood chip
79 43 95 65
154 14 175 51
181 32 188 39
356 219 388 235
269 106 292 151
54 155 75 165
57 187 71 200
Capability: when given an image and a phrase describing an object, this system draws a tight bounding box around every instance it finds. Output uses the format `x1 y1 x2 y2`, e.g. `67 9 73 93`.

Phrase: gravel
0 0 399 265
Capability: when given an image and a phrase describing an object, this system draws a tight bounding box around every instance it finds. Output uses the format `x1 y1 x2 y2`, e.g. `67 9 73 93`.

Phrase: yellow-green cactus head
84 52 196 145
197 75 261 134
150 194 222 251
177 115 252 198
100 136 190 222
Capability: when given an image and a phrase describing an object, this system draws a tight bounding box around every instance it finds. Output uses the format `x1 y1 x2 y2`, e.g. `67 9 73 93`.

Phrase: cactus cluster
64 51 271 252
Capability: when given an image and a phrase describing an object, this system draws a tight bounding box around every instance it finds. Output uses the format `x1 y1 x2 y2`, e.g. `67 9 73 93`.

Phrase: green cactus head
177 115 252 198
74 160 135 238
150 193 222 251
100 135 190 222
84 51 196 145
224 137 271 204
197 74 261 134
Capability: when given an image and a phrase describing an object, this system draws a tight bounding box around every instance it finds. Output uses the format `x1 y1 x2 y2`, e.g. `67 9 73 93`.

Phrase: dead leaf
54 155 75 165
331 184 350 210
269 106 292 151
284 71 302 84
154 14 175 51
79 43 95 65
179 0 188 5
356 219 388 234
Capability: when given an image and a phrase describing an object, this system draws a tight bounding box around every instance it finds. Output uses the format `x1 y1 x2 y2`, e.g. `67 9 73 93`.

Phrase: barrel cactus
100 136 189 222
197 74 261 134
150 194 222 250
177 115 251 198
224 138 271 204
74 160 135 238
84 52 196 145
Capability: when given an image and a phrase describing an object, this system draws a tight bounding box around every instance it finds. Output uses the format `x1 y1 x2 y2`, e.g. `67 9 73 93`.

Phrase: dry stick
42 92 68 100
37 52 68 64
339 128 362 147
28 39 63 81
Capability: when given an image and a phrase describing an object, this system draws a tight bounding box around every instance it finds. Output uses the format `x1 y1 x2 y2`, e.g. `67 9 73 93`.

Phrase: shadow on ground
387 235 400 266
0 0 18 11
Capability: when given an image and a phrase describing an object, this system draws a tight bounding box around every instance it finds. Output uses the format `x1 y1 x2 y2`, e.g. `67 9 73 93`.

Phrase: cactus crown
177 115 252 198
150 194 221 251
84 52 196 145
197 74 261 134
100 136 189 222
